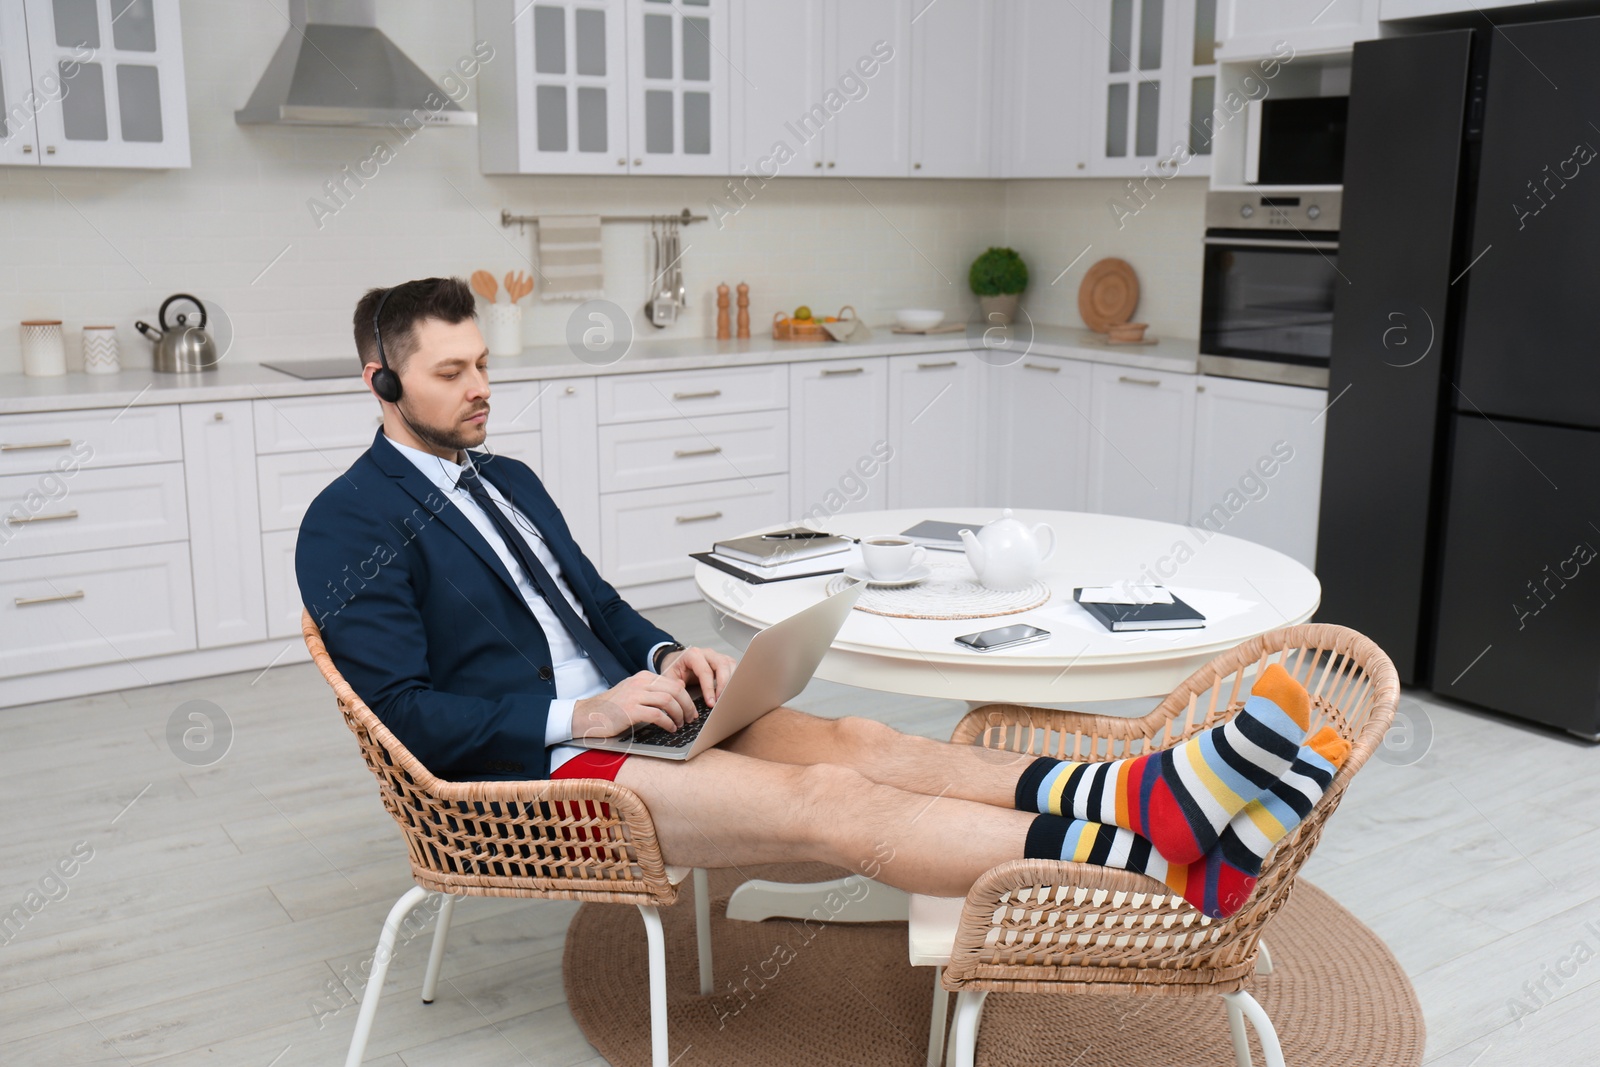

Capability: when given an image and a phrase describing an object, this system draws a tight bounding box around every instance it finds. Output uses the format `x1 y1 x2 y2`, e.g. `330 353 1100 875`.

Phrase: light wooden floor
3 601 1597 1066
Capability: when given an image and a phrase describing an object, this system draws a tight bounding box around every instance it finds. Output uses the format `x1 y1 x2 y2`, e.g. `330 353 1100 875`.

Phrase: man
296 277 1342 914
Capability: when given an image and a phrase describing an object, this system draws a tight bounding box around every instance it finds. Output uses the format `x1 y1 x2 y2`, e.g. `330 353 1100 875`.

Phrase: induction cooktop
263 358 362 380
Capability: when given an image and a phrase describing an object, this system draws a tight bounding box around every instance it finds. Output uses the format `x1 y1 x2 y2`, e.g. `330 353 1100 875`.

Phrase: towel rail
500 207 707 235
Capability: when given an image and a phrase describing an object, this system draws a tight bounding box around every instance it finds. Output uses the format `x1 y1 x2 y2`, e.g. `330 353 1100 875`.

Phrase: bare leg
718 706 1033 809
615 747 1032 898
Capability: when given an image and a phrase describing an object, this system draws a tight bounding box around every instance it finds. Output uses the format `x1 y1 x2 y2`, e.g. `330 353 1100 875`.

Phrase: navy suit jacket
295 428 675 781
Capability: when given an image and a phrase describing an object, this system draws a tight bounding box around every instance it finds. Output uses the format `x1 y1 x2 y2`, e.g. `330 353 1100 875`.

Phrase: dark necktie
455 462 630 686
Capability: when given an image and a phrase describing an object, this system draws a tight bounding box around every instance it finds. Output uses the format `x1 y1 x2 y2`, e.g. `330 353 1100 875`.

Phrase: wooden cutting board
1078 258 1140 333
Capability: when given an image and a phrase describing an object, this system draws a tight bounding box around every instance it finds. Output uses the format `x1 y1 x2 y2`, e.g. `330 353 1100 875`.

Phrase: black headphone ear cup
372 367 401 403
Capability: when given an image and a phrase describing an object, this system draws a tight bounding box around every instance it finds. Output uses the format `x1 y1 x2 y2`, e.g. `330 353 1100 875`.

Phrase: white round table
695 508 1322 705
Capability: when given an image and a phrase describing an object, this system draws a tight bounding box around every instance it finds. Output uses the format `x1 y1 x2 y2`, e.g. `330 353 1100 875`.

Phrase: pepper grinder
736 282 750 339
716 283 731 340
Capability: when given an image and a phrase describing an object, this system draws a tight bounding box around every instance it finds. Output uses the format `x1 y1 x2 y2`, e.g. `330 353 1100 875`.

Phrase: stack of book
691 528 852 584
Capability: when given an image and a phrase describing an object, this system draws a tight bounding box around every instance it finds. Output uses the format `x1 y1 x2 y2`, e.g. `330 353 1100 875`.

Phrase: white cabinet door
887 352 986 510
998 0 1093 177
1217 0 1379 60
730 0 825 176
539 377 603 559
23 0 189 168
181 401 266 648
1189 376 1325 569
823 0 910 177
910 0 994 178
789 357 891 527
1085 0 1216 179
477 0 630 175
988 357 1095 511
1085 362 1196 522
0 1 39 164
626 0 730 175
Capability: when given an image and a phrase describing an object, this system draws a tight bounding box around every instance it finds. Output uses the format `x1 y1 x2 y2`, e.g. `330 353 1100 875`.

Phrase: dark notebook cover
1073 588 1207 631
690 551 845 585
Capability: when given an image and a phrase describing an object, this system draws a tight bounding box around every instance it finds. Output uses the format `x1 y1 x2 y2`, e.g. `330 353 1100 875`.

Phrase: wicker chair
302 610 712 1067
910 623 1398 1067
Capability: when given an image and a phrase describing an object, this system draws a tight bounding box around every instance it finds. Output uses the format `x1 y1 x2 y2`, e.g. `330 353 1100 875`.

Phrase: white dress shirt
388 435 668 773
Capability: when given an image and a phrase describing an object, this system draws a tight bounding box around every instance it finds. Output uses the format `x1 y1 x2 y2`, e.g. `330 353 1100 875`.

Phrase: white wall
0 2 1207 376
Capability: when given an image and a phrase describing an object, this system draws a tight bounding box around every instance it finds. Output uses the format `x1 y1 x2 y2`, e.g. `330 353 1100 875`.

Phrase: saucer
844 562 932 587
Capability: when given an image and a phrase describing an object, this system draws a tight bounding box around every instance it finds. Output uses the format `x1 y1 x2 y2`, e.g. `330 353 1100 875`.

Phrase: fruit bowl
894 308 945 330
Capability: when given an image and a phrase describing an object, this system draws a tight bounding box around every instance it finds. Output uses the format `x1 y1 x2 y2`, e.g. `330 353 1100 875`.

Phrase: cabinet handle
675 510 723 524
9 509 79 524
813 160 823 169
672 389 722 400
46 145 56 155
633 158 642 166
1118 375 1161 387
213 411 225 421
375 415 383 425
917 360 957 370
821 366 864 377
22 144 32 153
617 158 626 166
1023 362 1059 373
16 589 84 607
914 162 922 169
566 385 576 394
1 438 73 451
827 161 835 168
674 445 722 458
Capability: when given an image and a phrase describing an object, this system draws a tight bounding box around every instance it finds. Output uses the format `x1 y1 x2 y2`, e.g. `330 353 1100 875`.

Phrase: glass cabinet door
22 0 190 167
0 2 39 164
626 0 728 174
1089 0 1215 177
512 0 630 174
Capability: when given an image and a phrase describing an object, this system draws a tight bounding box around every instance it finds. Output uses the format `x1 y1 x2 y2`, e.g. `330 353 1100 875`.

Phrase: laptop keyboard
622 697 713 748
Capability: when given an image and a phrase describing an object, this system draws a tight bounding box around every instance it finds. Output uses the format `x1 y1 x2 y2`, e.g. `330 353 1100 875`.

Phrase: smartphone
953 624 1052 652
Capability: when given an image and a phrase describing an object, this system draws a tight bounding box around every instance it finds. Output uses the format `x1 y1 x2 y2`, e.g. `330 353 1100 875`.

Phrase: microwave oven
1245 96 1349 186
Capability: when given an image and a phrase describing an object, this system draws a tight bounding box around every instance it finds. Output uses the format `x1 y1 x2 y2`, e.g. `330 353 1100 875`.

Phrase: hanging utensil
671 217 687 310
650 217 678 327
644 219 664 328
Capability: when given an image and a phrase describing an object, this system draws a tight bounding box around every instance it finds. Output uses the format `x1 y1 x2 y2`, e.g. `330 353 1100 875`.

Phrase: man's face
369 317 490 457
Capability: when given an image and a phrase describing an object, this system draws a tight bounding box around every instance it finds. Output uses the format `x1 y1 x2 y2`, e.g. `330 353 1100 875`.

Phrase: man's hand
659 646 736 707
573 671 699 739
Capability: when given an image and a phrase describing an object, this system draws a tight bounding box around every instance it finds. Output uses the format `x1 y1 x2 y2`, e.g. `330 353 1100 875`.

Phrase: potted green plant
969 247 1029 325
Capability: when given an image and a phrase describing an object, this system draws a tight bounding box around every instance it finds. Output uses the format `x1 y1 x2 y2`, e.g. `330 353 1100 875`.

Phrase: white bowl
894 308 945 330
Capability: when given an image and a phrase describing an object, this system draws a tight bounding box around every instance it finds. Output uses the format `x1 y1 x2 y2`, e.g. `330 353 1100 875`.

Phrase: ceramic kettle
958 509 1057 590
136 293 219 374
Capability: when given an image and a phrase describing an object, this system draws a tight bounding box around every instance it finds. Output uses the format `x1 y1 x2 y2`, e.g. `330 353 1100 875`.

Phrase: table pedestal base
725 876 910 923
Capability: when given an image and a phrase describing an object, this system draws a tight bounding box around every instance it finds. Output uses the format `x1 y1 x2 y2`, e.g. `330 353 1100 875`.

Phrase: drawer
598 412 787 494
598 474 788 587
0 405 182 475
262 528 301 639
0 462 188 561
597 365 786 424
0 542 196 677
254 394 381 454
257 447 366 532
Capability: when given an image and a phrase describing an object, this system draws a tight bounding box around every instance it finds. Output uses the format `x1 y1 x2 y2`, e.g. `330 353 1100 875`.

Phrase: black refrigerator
1317 16 1600 738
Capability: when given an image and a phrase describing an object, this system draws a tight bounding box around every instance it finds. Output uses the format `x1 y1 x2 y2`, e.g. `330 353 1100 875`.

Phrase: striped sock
1013 663 1311 865
1021 727 1350 919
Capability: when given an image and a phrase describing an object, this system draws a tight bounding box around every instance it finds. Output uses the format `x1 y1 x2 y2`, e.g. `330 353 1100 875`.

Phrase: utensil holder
484 303 522 357
21 320 66 377
82 325 120 375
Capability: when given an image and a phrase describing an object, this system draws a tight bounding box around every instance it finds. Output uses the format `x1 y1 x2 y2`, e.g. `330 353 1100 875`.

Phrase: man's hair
352 277 477 376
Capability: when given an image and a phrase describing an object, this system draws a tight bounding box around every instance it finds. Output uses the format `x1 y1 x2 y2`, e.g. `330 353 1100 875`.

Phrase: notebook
1073 587 1207 631
899 519 971 551
712 528 851 566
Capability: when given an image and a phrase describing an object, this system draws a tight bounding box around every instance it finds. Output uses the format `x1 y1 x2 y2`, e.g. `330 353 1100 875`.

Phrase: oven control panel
1205 191 1341 232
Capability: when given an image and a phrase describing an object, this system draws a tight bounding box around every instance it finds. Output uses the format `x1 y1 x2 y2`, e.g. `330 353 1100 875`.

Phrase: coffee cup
860 536 927 580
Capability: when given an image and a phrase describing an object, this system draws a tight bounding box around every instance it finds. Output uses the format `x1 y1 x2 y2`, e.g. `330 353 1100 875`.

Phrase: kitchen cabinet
477 0 729 175
1085 0 1217 178
909 0 995 178
181 401 267 649
1189 375 1325 569
730 0 825 174
1085 361 1196 523
1216 0 1378 60
997 0 1093 177
0 1 38 163
17 0 190 168
789 356 890 526
887 351 986 509
987 356 1095 510
823 0 912 177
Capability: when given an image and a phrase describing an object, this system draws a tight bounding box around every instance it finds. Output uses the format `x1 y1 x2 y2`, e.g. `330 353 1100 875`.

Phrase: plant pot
978 293 1020 326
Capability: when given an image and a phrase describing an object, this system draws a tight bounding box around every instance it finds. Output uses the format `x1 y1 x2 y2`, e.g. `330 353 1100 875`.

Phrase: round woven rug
564 863 1424 1067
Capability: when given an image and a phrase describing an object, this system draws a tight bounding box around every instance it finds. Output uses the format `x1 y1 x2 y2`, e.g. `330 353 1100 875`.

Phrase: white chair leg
949 989 988 1067
926 967 950 1067
345 885 430 1067
1254 938 1274 976
420 892 458 1004
1221 990 1285 1067
638 904 670 1067
693 868 713 996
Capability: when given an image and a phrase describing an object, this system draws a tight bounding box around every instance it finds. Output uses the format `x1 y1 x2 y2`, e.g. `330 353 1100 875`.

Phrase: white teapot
958 509 1057 591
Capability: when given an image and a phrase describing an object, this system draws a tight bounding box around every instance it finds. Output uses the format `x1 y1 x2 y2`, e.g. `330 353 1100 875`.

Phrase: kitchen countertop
0 324 1200 415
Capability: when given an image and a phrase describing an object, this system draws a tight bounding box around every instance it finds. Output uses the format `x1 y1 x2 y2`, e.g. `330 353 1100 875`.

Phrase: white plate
844 562 932 587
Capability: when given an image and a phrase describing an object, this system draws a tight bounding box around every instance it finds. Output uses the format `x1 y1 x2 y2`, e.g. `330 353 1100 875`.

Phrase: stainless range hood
235 0 475 127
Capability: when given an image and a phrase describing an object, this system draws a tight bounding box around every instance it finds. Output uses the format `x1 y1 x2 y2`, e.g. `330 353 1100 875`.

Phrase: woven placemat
564 863 1425 1067
824 556 1050 620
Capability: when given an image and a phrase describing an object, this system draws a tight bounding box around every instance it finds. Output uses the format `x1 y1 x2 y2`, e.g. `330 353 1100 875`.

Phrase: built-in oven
1199 191 1342 388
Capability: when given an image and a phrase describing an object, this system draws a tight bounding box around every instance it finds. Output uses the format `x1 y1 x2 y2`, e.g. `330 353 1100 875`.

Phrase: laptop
572 582 864 760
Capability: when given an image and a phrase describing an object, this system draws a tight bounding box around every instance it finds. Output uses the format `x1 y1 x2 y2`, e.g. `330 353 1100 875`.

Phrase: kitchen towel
537 214 605 301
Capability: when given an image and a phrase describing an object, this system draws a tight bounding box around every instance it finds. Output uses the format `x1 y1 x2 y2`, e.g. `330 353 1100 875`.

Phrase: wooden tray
1079 258 1140 333
773 305 857 341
